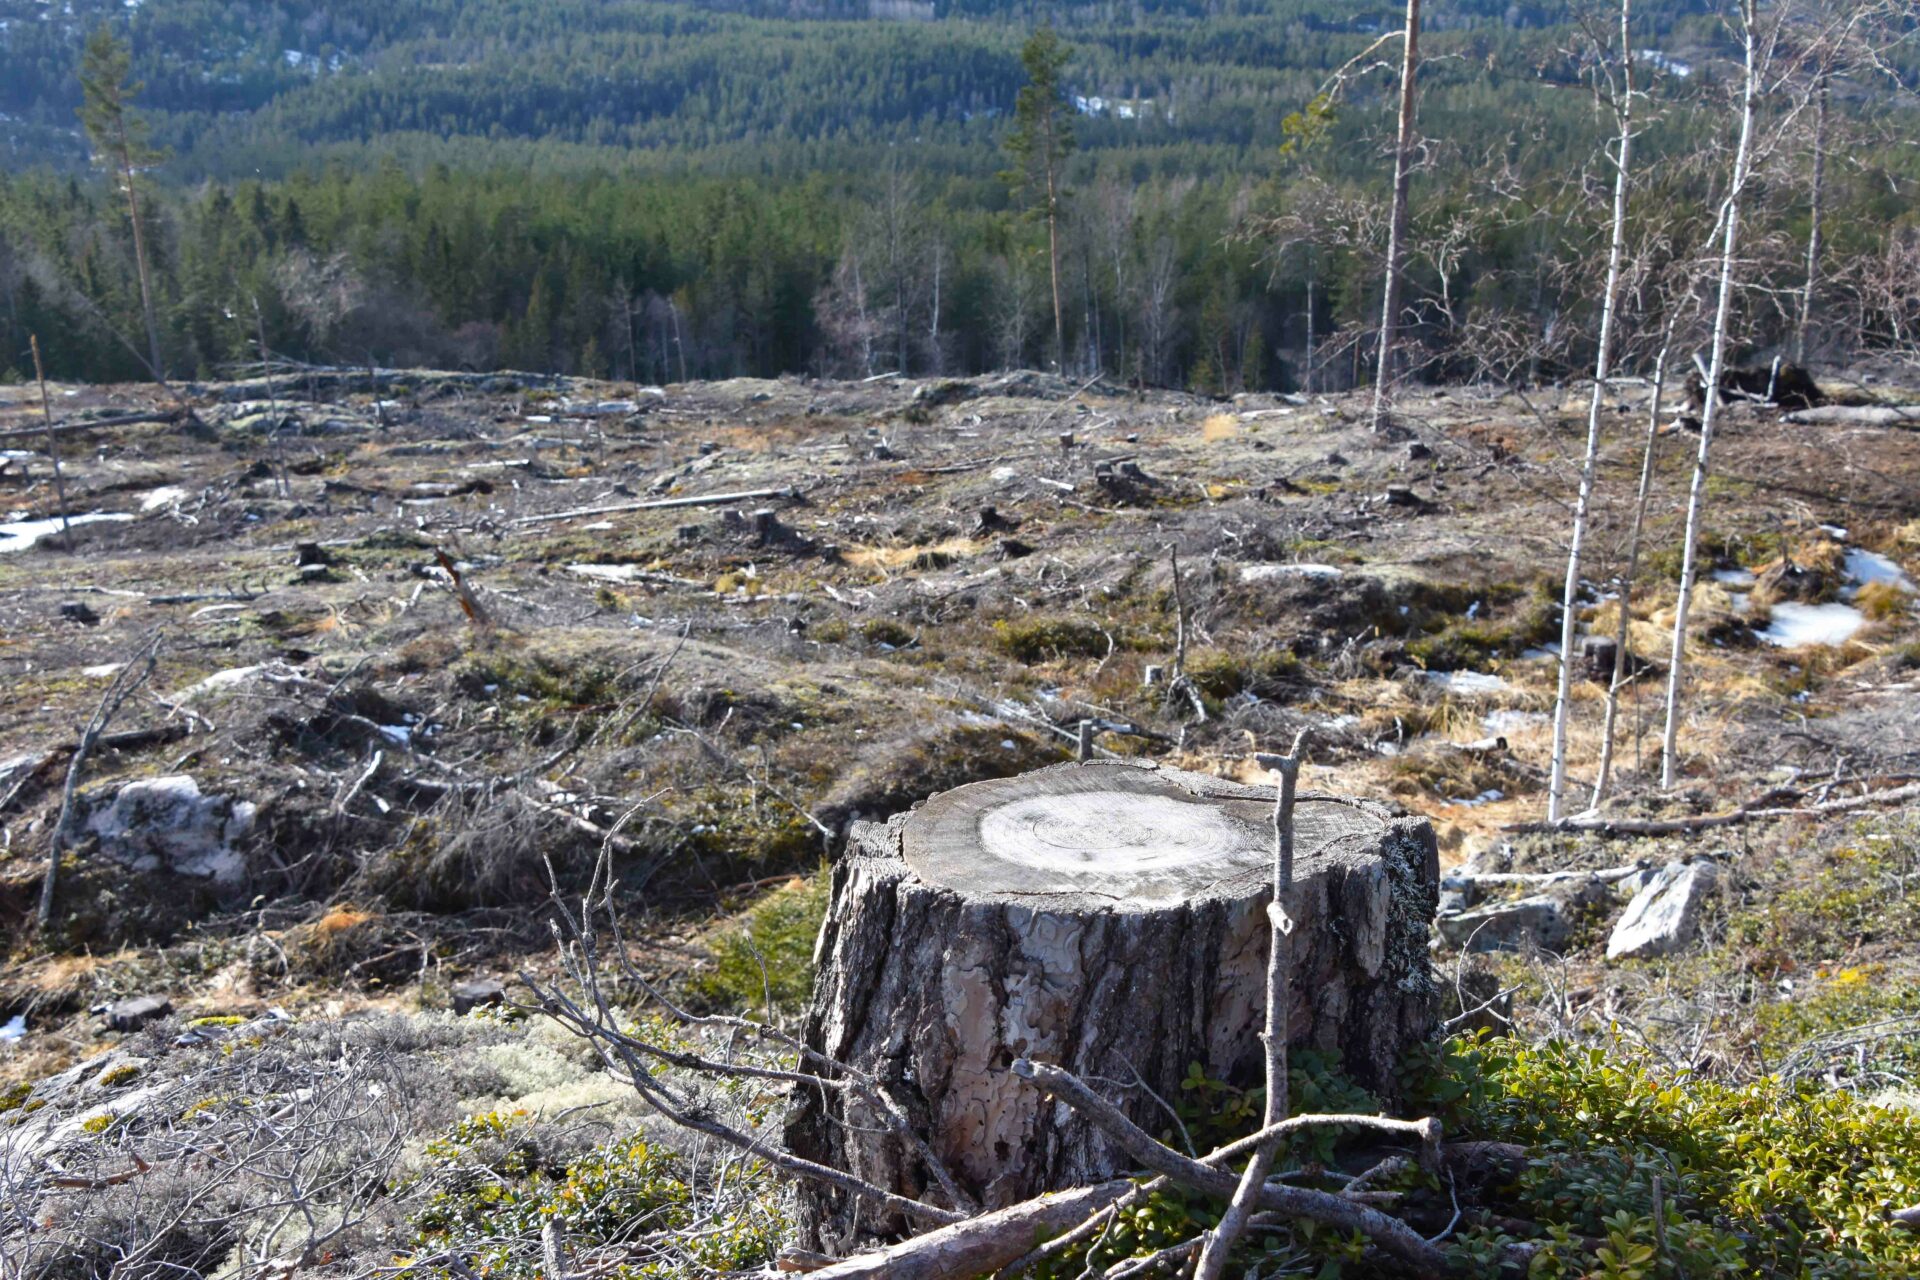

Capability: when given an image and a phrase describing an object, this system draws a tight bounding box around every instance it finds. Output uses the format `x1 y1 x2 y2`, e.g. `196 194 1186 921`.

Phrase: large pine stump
787 760 1438 1248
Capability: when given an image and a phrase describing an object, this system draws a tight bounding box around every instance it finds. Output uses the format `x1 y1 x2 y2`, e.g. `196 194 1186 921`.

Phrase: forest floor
2 365 1919 1270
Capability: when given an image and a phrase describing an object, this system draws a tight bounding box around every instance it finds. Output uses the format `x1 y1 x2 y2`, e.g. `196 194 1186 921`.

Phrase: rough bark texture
786 760 1438 1250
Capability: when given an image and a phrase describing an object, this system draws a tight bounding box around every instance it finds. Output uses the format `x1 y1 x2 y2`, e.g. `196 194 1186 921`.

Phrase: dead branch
1506 780 1920 836
510 485 805 526
37 634 162 927
803 1180 1132 1280
1009 1059 1448 1277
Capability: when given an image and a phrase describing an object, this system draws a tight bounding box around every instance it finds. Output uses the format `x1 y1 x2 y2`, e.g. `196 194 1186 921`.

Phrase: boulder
104 995 172 1031
83 775 256 883
1435 893 1569 953
451 978 507 1015
1607 861 1716 961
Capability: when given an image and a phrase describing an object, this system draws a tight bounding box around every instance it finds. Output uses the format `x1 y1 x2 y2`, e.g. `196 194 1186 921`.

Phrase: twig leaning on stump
1193 731 1307 1280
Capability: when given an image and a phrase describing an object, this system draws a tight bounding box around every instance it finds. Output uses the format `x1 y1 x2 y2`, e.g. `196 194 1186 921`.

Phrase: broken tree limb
1505 780 1920 836
0 407 187 443
38 635 162 927
1781 404 1920 427
510 485 804 526
803 1180 1133 1280
1009 1058 1450 1277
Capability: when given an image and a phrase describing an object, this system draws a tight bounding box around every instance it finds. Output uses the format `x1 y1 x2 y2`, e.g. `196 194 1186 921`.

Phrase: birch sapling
1549 0 1637 822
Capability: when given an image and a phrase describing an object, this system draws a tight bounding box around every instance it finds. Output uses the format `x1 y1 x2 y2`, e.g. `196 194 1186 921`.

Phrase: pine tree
1003 27 1074 373
77 26 165 382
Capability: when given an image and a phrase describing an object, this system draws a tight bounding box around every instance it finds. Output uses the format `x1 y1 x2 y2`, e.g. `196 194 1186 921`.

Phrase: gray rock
105 995 172 1031
1607 860 1716 960
84 775 256 883
1436 893 1569 953
451 978 507 1015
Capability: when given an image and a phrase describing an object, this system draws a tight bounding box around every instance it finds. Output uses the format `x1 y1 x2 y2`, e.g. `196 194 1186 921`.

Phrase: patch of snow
1449 789 1505 807
0 512 133 553
1520 644 1561 661
82 662 127 679
1420 670 1508 695
1760 602 1866 648
375 724 412 746
1484 709 1547 735
568 563 643 582
1844 548 1911 591
1239 562 1344 582
0 1013 24 1042
1711 567 1755 587
1819 523 1848 539
140 486 188 512
579 521 615 531
173 665 265 700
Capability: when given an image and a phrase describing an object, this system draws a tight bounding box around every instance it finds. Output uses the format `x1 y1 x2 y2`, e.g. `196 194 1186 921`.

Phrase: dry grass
1200 413 1239 443
841 536 983 571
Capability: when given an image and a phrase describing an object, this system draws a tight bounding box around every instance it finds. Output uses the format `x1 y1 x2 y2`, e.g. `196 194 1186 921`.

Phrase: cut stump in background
786 759 1438 1249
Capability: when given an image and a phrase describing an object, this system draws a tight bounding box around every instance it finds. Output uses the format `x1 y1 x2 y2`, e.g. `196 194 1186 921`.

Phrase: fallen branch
511 485 804 526
0 407 187 442
1505 780 1920 836
38 634 163 926
804 1180 1132 1280
1781 404 1920 427
1010 1059 1448 1277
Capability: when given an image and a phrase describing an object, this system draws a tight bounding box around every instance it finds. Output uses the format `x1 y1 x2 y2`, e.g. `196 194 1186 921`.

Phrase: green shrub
991 616 1112 663
685 874 830 1019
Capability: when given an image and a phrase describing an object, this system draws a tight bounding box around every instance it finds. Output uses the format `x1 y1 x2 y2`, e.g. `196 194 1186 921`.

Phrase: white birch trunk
1661 0 1759 790
1591 335 1669 810
1548 0 1635 822
1369 0 1422 433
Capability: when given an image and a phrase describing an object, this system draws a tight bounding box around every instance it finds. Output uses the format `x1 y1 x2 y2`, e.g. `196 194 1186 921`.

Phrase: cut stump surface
787 760 1438 1248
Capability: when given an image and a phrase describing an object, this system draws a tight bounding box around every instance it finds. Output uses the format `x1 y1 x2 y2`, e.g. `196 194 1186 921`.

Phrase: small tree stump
787 760 1438 1248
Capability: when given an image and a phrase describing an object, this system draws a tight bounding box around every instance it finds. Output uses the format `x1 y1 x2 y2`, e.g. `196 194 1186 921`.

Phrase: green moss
860 617 916 648
1185 647 1300 700
95 1063 141 1088
685 873 830 1018
185 1015 248 1029
80 1113 118 1134
991 616 1112 663
0 1081 32 1113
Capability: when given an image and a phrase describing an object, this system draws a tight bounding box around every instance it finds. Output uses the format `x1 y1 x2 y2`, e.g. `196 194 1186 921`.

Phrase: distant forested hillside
0 0 1914 390
0 0 1741 178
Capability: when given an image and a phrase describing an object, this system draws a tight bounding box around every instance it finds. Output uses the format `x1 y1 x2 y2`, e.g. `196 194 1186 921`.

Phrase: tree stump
787 759 1438 1249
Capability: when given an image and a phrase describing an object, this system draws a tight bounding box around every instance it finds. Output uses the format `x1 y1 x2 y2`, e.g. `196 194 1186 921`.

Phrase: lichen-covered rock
1436 893 1570 952
83 775 256 883
1607 861 1716 961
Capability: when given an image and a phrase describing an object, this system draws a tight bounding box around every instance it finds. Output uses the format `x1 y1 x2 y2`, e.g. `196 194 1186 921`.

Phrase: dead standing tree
1371 0 1422 433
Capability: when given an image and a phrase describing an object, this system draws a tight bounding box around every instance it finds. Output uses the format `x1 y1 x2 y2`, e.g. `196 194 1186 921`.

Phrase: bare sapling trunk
1046 154 1066 373
38 636 161 927
30 334 73 551
1193 734 1304 1279
1549 0 1636 822
118 125 164 383
1369 0 1422 433
1795 77 1828 365
1592 333 1671 810
1661 0 1759 790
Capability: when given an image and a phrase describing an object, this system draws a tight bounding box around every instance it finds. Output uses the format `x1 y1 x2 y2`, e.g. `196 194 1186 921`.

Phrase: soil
2 366 1918 1086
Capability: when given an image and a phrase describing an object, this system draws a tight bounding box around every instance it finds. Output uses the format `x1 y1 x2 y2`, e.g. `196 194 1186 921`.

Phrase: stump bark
787 760 1438 1249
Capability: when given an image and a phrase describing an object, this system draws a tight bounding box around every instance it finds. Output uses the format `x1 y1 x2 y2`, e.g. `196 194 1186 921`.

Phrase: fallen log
802 1180 1133 1280
1782 404 1920 427
0 409 186 442
511 486 805 526
1505 780 1920 836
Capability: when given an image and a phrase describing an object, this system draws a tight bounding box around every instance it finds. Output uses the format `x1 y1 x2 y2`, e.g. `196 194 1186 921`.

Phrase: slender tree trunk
1592 337 1670 810
928 243 943 373
115 123 164 383
1795 77 1828 367
1369 0 1422 433
1304 261 1317 395
1046 156 1066 373
1662 1 1758 790
30 335 73 552
1548 0 1635 822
